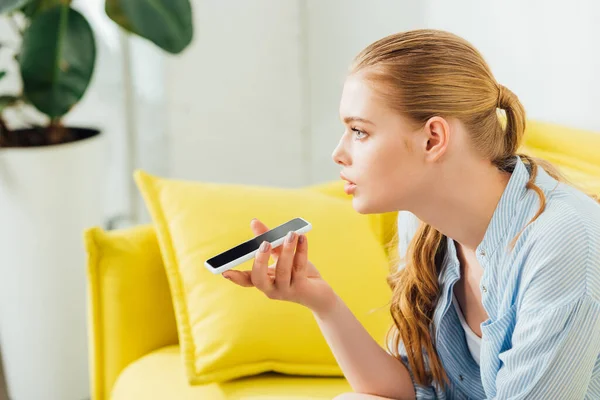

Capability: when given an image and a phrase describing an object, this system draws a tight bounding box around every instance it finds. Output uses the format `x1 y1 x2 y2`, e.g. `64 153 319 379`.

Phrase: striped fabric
394 156 600 399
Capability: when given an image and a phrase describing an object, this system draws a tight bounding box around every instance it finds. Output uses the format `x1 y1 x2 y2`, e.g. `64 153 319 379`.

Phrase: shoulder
515 183 600 308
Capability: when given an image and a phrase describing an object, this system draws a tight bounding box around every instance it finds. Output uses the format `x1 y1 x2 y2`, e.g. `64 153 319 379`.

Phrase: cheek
359 145 391 176
351 156 400 212
363 147 417 209
365 148 403 187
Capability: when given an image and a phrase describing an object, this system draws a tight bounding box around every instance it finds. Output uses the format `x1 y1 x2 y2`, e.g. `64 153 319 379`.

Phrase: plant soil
0 126 100 148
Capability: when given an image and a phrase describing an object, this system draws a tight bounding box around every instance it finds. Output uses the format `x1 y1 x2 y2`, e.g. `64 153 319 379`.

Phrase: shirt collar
475 155 531 259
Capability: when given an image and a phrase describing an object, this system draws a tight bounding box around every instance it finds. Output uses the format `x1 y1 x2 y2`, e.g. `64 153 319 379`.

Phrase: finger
223 267 276 286
222 270 253 287
251 241 275 292
292 234 308 279
275 231 297 289
250 218 267 234
251 219 282 260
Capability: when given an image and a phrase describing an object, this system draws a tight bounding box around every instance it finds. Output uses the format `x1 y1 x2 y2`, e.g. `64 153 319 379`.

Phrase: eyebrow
342 116 375 125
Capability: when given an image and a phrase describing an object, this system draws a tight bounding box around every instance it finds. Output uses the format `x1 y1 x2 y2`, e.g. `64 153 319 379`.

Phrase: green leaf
106 0 193 54
0 0 34 14
19 5 96 118
20 0 37 17
0 95 19 112
0 71 6 80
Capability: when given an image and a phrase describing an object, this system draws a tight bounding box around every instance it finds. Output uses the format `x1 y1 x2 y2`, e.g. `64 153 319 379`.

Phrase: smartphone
204 217 312 274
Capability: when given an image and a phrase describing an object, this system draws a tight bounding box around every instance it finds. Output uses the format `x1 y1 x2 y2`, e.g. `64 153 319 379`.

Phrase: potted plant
0 1 193 399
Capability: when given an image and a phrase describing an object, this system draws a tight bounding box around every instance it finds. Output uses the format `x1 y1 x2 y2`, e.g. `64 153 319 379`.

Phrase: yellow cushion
134 172 393 385
84 225 179 400
112 345 351 400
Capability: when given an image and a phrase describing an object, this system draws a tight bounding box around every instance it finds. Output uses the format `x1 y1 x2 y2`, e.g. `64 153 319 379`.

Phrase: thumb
222 266 277 287
222 270 253 287
250 218 269 235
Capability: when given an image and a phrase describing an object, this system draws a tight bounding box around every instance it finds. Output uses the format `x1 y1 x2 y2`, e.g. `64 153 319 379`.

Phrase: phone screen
206 218 309 269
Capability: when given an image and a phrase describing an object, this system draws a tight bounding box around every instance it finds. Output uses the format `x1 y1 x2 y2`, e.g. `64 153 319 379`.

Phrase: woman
222 29 600 399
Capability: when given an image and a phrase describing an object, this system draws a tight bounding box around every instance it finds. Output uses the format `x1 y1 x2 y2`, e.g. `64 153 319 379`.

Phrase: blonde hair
350 29 600 388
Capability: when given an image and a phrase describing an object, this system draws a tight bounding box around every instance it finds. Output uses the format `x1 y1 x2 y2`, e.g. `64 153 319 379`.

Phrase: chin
351 197 379 214
352 194 400 214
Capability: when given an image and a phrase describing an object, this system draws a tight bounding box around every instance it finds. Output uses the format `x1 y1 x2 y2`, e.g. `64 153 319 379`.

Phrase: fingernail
286 231 296 243
298 235 305 244
260 241 270 252
222 273 230 279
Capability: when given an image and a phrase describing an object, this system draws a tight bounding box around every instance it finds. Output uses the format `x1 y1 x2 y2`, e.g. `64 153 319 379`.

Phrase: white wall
67 0 130 224
305 0 426 182
166 0 307 187
72 0 169 226
165 0 599 190
165 0 426 187
303 0 600 185
424 0 600 132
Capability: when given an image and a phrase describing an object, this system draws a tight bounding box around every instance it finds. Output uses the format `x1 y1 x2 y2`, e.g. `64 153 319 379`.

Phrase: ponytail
495 84 526 161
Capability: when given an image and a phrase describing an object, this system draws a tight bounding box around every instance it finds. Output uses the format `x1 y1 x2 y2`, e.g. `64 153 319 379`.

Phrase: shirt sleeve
491 295 600 399
394 340 444 399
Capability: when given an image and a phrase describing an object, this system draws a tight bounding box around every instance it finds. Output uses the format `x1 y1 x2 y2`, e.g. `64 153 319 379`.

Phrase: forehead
339 74 390 121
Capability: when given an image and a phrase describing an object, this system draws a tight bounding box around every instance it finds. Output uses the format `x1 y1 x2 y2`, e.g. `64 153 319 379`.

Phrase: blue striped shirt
395 156 600 399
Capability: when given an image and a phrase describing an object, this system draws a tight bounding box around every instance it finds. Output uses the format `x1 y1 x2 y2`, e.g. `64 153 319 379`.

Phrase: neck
409 160 511 252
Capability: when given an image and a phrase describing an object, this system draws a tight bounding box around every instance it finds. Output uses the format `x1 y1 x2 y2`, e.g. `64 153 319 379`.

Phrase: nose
332 136 350 166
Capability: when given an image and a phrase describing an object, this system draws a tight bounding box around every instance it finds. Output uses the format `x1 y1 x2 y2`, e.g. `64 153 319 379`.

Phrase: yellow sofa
85 121 600 400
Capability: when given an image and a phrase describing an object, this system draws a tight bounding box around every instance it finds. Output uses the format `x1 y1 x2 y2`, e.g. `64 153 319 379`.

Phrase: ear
422 116 450 162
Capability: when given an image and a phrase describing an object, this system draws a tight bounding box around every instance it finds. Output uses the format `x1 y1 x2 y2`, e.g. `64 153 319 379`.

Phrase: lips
344 182 357 195
340 172 355 185
340 172 357 195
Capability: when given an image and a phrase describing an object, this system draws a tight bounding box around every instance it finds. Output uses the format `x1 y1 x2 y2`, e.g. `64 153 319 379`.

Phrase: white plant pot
0 131 106 400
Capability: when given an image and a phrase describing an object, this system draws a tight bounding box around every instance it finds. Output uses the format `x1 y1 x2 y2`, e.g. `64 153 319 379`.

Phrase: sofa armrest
85 225 178 400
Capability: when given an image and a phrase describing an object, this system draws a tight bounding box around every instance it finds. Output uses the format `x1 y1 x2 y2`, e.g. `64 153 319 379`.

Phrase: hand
222 218 336 314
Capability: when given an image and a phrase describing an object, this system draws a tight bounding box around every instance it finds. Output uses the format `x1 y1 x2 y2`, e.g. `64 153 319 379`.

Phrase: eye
351 128 367 140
